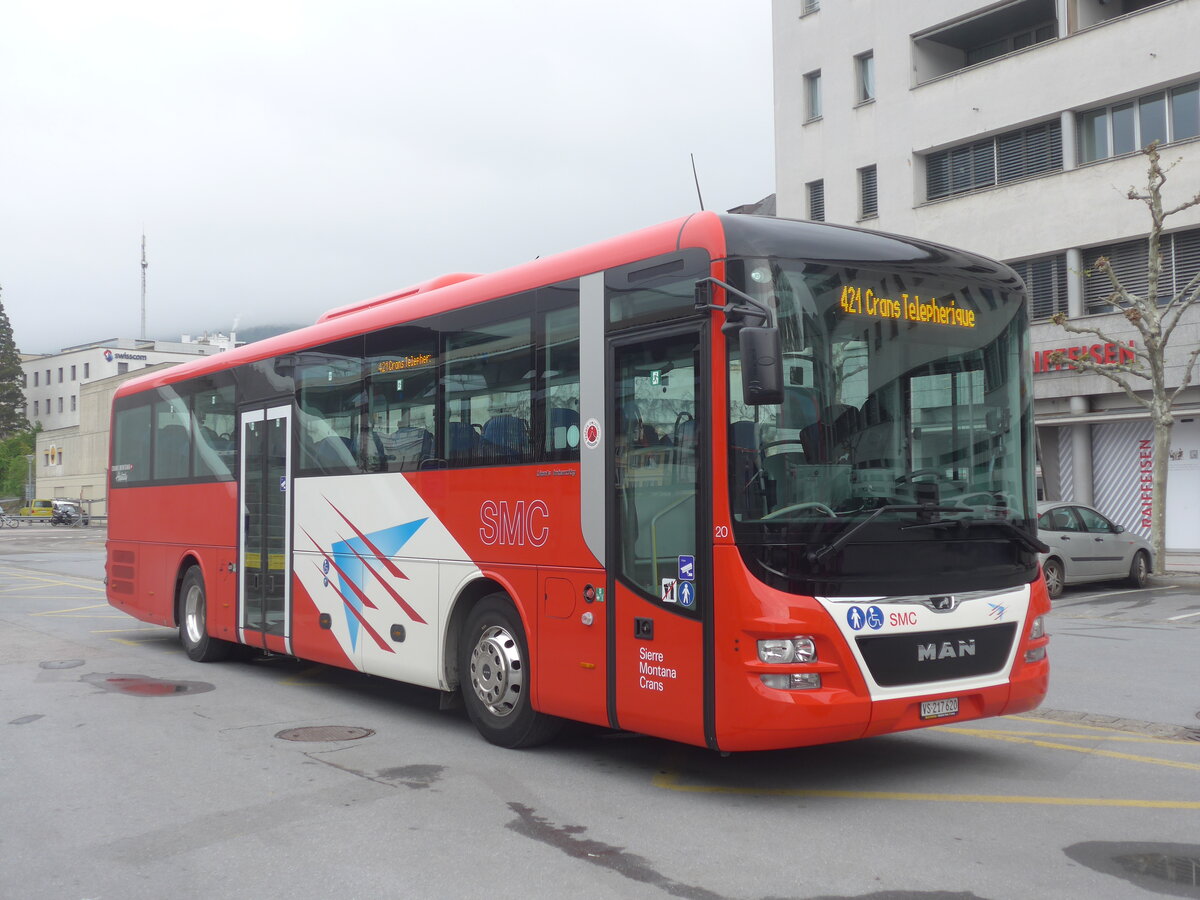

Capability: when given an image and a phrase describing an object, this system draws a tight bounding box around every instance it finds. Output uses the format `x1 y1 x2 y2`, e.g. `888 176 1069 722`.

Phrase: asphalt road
1 527 1198 900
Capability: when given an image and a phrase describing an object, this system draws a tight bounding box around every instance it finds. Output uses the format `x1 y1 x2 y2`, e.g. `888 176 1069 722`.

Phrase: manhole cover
275 726 374 742
40 659 84 669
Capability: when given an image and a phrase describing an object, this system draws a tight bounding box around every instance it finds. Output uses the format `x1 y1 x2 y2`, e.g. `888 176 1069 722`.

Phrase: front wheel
1127 550 1150 589
459 595 562 748
179 566 234 662
1043 558 1064 600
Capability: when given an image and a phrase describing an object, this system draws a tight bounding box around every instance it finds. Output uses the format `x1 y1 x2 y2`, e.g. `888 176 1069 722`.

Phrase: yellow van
19 499 54 517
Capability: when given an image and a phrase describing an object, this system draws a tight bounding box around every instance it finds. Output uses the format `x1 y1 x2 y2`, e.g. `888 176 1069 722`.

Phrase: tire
1127 550 1150 589
1043 558 1064 600
459 594 562 748
179 567 234 662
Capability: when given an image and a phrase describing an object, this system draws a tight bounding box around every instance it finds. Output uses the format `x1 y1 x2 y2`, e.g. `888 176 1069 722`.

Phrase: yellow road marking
942 727 1200 770
947 727 1193 746
651 770 1200 807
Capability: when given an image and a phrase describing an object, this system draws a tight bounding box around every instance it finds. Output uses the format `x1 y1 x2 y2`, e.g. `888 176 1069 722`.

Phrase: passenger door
609 326 710 746
239 405 293 651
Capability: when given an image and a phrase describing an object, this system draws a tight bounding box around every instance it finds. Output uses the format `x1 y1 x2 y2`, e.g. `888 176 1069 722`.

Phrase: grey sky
1 1 774 354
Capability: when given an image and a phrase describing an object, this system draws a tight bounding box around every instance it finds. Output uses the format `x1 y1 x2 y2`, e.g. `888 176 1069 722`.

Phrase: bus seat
156 424 191 478
387 426 434 470
447 421 480 461
482 415 529 463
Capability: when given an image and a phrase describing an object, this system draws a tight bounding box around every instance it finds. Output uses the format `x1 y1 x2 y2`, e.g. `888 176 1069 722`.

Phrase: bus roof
113 211 1018 399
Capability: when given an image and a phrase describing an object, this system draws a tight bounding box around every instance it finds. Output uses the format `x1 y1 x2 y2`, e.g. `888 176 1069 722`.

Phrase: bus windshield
727 257 1037 597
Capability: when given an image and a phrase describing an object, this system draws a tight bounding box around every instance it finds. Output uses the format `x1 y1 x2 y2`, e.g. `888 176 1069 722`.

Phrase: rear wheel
1127 550 1150 588
179 567 234 662
459 594 562 748
1043 558 1064 600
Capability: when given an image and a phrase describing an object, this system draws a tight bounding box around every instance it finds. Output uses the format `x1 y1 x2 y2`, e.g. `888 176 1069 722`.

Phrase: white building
773 0 1200 550
23 334 238 512
22 334 237 432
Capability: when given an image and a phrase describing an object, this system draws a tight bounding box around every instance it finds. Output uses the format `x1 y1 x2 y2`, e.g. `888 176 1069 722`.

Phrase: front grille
856 622 1018 687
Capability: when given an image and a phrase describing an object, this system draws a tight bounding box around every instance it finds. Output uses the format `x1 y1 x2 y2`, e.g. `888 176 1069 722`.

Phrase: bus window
366 325 438 472
112 400 151 485
191 382 236 480
443 316 533 466
542 304 580 460
153 392 191 481
296 347 364 476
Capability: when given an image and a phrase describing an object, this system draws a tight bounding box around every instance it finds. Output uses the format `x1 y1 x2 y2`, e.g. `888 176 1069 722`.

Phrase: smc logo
479 499 549 547
889 611 919 627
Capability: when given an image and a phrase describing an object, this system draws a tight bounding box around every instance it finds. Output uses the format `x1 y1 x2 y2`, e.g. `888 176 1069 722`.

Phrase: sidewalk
1163 550 1200 576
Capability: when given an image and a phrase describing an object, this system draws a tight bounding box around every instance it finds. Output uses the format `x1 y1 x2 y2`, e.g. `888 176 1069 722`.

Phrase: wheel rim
184 583 205 646
1134 553 1148 583
1045 564 1062 594
468 624 523 717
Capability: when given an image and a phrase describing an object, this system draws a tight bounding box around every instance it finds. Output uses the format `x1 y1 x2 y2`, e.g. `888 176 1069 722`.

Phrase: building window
33 400 38 416
855 52 875 103
926 119 1062 200
45 370 50 384
804 70 822 121
1010 254 1069 320
84 363 90 378
118 363 129 375
1078 81 1200 164
70 365 76 380
58 368 63 383
57 397 63 413
859 165 878 219
71 395 77 412
1083 227 1200 311
802 0 820 14
33 372 38 387
807 179 825 222
914 1 1058 84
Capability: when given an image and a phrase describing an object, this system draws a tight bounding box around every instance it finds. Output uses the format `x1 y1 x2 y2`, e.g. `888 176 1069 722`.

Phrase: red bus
106 212 1050 751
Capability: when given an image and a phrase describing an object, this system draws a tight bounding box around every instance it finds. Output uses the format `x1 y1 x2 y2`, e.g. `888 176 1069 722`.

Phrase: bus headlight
760 673 822 690
757 636 817 664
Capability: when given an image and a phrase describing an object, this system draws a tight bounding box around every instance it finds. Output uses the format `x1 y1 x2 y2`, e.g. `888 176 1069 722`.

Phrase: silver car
1036 501 1153 599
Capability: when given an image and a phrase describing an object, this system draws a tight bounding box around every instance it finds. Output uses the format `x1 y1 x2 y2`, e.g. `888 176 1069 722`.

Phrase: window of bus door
614 331 701 612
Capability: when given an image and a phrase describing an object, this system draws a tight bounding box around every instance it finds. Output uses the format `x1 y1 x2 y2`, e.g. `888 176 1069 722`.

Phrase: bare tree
1049 143 1200 574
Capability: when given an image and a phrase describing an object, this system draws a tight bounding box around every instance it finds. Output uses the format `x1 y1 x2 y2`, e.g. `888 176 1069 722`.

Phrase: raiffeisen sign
1032 340 1136 374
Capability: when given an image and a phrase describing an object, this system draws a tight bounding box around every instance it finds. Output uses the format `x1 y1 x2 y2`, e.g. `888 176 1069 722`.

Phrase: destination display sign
376 353 434 374
839 284 976 330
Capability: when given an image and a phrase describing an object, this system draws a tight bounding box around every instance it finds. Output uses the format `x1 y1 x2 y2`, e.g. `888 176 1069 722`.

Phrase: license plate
920 698 959 720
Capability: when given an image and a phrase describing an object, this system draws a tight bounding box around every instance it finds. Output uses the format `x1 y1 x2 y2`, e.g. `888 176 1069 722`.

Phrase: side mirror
739 326 783 405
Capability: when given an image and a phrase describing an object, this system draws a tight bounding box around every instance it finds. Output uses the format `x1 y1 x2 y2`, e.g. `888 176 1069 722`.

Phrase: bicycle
0 511 20 528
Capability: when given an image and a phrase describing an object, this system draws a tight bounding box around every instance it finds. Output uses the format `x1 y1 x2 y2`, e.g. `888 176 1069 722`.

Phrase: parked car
1036 501 1153 599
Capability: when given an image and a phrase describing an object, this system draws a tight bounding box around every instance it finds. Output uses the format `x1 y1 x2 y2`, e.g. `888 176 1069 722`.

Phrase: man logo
931 595 954 611
917 639 976 661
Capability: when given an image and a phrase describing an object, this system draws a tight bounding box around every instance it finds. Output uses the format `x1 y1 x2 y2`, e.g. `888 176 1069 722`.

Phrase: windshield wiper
901 517 1050 554
806 503 961 566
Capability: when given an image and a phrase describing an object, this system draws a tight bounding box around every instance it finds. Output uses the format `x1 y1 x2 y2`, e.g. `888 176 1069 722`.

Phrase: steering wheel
761 501 837 521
